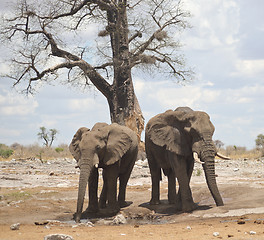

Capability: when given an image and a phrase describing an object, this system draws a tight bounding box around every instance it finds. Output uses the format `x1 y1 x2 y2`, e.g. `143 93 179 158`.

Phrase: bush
0 149 14 158
0 144 14 159
55 147 64 153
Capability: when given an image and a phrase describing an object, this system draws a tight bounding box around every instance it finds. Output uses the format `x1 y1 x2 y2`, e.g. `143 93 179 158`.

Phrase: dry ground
0 157 264 239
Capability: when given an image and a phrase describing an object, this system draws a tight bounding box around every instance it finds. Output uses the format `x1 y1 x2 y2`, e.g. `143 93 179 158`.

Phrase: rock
249 231 256 235
44 234 74 240
96 219 113 225
213 232 220 237
237 220 245 224
10 223 20 230
233 168 239 172
186 226 191 230
254 220 263 224
112 213 127 225
72 221 94 228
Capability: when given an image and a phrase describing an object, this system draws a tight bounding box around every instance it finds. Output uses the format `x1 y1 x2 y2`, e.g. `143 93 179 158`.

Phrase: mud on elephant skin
145 107 230 212
69 122 138 222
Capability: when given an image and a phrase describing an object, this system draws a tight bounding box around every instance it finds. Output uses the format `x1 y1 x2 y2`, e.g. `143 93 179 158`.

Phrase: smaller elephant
69 123 138 222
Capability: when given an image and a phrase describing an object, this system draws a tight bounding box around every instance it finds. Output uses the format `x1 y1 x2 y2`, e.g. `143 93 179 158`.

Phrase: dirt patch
1 158 264 239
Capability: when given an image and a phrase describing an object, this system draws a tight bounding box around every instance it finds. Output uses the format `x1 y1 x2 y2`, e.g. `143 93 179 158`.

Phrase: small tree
255 134 264 156
214 140 224 151
37 127 58 147
255 134 264 149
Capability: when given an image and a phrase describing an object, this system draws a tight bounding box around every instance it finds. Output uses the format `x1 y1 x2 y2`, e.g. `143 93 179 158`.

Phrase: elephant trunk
201 140 224 206
75 161 93 222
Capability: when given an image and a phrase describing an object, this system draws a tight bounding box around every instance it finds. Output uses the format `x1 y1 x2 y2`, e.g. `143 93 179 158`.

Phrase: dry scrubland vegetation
0 142 263 162
221 146 263 159
0 143 72 162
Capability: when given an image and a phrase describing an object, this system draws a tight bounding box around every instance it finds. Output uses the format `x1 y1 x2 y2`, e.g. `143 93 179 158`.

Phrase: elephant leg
118 155 136 208
147 152 161 205
86 167 99 213
187 157 194 183
176 157 195 210
167 169 177 204
99 169 107 209
118 174 130 208
168 153 196 212
104 163 120 213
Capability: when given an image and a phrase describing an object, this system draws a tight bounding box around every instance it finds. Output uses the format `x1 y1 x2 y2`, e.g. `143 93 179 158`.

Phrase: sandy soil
0 157 264 239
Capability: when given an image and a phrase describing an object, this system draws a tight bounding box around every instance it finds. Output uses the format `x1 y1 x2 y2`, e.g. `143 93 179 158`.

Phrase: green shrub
0 144 14 159
55 147 64 153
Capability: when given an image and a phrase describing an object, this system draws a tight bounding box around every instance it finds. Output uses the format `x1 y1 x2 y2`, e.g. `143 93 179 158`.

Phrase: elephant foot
175 201 182 211
149 198 161 205
182 201 198 212
174 194 182 210
85 205 99 213
168 197 177 205
99 200 107 209
119 200 133 208
103 205 120 216
73 212 81 223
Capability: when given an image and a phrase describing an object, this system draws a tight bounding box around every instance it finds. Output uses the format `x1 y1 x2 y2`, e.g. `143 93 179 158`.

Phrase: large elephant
145 107 229 212
69 122 138 222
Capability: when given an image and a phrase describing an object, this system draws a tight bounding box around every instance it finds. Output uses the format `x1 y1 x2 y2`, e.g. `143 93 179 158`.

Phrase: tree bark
104 2 144 141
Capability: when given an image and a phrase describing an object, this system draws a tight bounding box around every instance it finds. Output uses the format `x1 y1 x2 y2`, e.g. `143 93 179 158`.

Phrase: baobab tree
0 0 191 139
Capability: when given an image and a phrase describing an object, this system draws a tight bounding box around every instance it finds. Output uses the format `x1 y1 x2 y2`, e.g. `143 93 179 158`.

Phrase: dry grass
218 146 262 159
0 143 72 162
1 142 262 162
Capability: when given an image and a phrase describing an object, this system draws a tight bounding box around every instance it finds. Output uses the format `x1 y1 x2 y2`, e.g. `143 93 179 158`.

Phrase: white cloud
134 78 146 95
233 59 264 77
183 0 240 50
68 97 103 112
0 91 38 116
0 62 11 75
0 128 20 137
152 84 221 110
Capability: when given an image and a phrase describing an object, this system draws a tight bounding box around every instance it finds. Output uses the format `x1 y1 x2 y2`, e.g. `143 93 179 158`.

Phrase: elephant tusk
193 152 204 164
95 164 99 168
216 152 231 160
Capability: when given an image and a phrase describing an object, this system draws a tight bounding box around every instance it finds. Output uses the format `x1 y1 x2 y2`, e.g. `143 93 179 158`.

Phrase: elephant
145 107 230 212
69 122 138 222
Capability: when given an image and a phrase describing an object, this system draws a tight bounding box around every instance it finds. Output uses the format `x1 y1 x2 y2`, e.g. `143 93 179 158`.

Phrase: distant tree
0 0 192 139
255 134 264 156
37 127 58 147
214 140 224 151
255 134 264 149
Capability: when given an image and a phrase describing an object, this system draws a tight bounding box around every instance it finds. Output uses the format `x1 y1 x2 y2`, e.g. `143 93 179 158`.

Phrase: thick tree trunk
105 2 144 141
107 83 144 141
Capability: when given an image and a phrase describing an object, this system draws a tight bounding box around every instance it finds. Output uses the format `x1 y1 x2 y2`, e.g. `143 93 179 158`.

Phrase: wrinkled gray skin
145 107 224 212
69 123 138 222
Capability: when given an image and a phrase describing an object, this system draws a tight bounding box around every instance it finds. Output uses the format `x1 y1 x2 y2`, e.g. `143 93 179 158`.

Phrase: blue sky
0 0 264 149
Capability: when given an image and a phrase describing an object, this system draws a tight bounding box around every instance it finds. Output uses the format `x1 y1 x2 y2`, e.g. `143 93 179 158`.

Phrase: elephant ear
103 124 133 165
147 111 189 156
69 127 90 161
